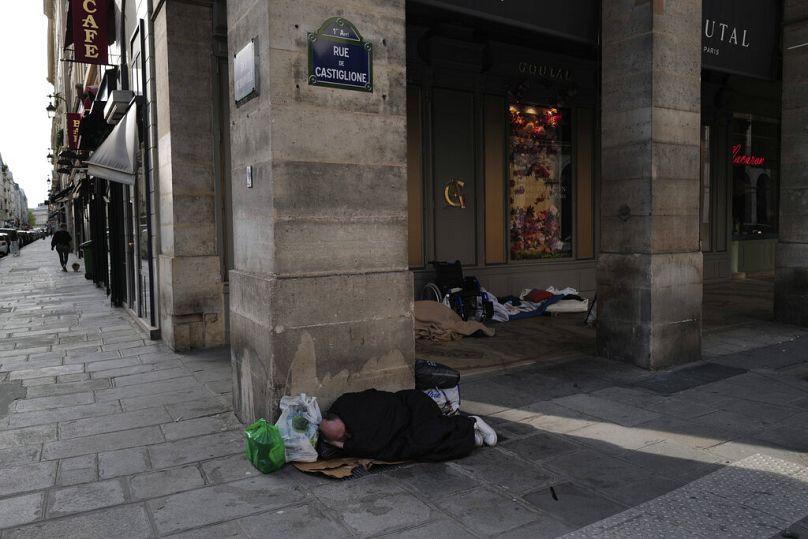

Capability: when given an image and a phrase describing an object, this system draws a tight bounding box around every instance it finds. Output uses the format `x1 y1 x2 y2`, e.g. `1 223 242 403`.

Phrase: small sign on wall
234 38 259 104
308 18 373 92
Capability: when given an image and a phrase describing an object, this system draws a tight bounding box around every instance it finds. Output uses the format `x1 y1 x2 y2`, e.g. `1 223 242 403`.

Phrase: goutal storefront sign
308 18 373 92
71 0 109 65
702 0 780 80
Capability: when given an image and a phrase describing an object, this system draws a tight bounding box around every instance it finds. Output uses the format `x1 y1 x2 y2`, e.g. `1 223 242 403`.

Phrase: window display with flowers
508 104 573 260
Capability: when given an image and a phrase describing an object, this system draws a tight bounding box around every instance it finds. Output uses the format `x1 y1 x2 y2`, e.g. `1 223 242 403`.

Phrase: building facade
0 154 9 223
0 154 28 227
44 0 808 423
14 185 28 227
31 203 49 227
45 0 230 343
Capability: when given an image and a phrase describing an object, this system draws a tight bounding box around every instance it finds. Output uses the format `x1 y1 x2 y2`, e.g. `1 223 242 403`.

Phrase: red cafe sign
71 0 109 65
67 113 82 150
731 144 766 167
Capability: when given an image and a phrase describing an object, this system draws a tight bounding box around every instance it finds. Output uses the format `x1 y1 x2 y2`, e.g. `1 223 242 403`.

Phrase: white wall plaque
234 38 259 104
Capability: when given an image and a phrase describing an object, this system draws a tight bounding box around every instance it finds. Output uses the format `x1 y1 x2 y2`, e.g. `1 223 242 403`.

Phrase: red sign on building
731 144 766 167
67 113 82 149
71 0 109 65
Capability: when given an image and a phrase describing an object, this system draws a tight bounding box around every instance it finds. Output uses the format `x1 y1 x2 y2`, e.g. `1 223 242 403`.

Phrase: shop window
135 148 153 323
508 104 572 260
130 26 143 96
730 115 779 240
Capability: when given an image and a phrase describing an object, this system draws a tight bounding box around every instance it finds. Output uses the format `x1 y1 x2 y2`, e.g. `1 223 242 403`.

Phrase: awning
64 2 73 48
50 185 73 204
78 105 111 152
86 103 138 186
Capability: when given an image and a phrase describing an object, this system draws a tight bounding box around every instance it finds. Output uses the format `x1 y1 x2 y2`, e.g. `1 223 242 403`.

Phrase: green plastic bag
244 418 286 473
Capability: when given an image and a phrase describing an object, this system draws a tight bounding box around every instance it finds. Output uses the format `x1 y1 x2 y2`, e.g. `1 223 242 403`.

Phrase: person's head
318 412 347 442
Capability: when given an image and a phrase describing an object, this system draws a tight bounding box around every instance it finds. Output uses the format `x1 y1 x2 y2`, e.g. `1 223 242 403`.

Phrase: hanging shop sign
71 0 110 65
67 113 82 150
308 18 373 92
730 144 766 167
702 0 779 80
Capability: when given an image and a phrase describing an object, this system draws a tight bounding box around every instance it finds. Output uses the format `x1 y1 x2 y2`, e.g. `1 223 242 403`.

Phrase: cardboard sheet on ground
293 458 408 479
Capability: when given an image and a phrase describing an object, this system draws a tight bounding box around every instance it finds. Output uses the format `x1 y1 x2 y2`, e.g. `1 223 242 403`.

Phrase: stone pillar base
776 4 808 327
158 254 225 352
229 270 414 423
775 244 808 326
597 252 703 370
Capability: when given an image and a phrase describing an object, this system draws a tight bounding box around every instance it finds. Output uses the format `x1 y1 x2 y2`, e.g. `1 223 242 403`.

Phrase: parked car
0 228 18 248
0 233 8 256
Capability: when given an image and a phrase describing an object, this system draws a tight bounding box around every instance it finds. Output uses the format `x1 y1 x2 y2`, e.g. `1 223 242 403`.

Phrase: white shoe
474 430 484 447
472 416 497 447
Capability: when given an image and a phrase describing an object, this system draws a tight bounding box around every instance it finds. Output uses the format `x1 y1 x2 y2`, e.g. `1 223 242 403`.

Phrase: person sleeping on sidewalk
317 388 497 462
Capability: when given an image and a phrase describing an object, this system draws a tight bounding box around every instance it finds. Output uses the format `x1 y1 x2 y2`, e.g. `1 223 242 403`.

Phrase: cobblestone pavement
0 240 807 538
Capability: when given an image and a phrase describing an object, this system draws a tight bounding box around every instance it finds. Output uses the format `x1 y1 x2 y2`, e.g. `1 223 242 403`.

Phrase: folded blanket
414 301 495 342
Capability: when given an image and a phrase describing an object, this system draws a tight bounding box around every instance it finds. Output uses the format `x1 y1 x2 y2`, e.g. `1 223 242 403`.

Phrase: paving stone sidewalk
0 240 807 538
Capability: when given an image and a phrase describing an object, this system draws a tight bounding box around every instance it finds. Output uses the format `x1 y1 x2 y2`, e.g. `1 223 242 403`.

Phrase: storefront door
432 88 477 266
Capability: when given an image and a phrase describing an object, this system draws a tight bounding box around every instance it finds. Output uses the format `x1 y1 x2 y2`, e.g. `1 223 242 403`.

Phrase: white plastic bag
423 386 461 416
275 393 322 463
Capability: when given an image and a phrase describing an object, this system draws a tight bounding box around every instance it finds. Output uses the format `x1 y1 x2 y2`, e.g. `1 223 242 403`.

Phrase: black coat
327 389 475 462
51 230 71 248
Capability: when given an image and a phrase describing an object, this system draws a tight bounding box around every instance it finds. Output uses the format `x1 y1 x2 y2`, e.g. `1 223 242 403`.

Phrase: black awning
49 185 73 204
64 0 73 48
78 105 111 152
95 68 119 102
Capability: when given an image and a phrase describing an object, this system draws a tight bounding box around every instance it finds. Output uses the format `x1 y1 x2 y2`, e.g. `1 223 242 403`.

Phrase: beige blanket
414 301 495 342
293 458 407 479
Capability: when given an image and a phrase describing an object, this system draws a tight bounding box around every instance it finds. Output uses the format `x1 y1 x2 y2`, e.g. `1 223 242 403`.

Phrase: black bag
414 359 460 390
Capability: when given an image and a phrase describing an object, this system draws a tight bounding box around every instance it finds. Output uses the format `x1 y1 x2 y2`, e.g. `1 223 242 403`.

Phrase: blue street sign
308 18 373 92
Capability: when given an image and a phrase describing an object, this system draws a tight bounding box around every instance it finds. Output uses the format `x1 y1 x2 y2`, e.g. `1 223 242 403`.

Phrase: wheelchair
421 260 493 322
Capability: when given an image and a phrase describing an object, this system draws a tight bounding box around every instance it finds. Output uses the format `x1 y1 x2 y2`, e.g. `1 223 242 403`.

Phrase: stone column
227 1 414 422
153 0 226 350
775 2 808 326
597 0 703 369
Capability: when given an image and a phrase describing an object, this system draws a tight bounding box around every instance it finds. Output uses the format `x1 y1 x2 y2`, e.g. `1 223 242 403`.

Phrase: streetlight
46 93 67 118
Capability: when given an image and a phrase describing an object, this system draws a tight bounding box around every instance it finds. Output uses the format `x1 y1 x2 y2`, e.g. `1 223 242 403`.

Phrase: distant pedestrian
8 229 19 257
51 224 72 272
